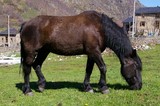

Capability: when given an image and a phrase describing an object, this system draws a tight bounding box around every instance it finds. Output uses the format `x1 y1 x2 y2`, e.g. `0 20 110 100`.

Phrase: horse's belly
50 43 84 55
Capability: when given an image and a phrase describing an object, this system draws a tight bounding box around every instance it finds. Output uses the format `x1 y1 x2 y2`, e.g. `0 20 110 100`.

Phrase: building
123 7 160 37
0 28 20 47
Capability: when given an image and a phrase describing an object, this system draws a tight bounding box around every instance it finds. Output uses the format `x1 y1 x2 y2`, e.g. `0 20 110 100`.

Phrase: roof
136 7 160 15
123 7 160 23
123 17 133 23
0 28 17 36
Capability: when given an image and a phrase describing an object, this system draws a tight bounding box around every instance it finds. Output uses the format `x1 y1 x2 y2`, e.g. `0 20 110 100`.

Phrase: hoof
101 89 109 94
38 86 45 92
37 80 46 92
83 85 94 93
87 89 94 93
22 85 32 95
84 87 94 93
99 86 109 94
25 92 33 96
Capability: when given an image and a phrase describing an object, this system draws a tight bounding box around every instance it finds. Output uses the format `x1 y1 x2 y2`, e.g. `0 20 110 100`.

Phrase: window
156 14 160 18
5 36 8 43
10 38 13 42
140 21 146 27
155 21 160 29
2 38 4 42
141 14 145 18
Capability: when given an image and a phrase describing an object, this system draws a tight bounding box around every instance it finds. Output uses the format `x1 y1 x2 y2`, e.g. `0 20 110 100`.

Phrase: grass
22 8 38 20
0 45 160 106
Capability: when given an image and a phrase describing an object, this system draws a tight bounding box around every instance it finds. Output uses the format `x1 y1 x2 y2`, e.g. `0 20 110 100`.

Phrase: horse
20 11 142 95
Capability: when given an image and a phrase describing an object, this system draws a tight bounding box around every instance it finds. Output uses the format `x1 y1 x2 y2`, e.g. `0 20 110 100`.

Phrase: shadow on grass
16 81 130 92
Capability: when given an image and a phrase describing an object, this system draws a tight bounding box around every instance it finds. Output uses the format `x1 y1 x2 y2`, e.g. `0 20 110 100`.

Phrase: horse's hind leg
22 63 32 95
32 48 49 92
83 56 94 93
22 51 36 96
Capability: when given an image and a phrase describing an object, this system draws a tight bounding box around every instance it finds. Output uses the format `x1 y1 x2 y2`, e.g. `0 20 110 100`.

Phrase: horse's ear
132 49 137 57
111 17 123 28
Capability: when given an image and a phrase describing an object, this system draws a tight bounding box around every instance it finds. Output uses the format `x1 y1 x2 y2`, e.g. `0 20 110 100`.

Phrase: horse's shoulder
79 11 102 21
80 10 99 15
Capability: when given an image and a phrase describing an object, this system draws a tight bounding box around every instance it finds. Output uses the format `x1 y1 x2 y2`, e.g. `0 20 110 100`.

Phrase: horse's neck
101 13 133 66
105 33 133 66
105 35 132 57
101 14 133 58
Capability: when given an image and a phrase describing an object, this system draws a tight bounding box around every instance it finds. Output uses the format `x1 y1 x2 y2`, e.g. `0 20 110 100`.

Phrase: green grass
0 45 160 106
22 8 38 20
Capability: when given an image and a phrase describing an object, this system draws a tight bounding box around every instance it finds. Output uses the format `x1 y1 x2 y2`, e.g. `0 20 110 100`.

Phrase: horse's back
20 11 105 55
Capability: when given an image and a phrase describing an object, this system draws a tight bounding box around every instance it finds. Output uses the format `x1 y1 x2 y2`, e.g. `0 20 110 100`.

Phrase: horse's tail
19 22 26 35
19 22 26 74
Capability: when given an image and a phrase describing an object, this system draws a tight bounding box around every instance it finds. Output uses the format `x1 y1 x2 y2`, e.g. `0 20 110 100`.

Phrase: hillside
0 0 142 29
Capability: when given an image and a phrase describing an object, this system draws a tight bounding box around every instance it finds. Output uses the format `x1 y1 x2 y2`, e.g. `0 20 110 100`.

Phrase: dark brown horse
20 11 142 95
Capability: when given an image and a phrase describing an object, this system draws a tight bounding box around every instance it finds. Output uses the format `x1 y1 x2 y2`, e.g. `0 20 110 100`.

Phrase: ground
0 44 160 106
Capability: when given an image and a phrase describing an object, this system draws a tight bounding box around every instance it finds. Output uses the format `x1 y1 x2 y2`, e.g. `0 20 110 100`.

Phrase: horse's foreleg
83 56 94 93
32 50 49 92
93 52 109 94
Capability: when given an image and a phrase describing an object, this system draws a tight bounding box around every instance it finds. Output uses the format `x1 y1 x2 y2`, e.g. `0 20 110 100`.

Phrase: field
0 45 160 106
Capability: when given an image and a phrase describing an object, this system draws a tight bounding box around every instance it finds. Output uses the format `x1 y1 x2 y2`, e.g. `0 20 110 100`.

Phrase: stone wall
136 14 160 37
0 33 20 47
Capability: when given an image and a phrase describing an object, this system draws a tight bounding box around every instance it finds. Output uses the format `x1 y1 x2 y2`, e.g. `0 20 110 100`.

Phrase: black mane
101 14 133 57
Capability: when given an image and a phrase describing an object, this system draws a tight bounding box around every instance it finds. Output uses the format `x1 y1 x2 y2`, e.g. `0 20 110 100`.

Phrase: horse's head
121 49 142 90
